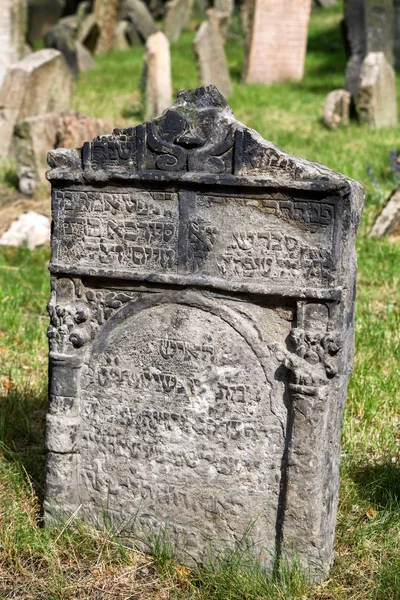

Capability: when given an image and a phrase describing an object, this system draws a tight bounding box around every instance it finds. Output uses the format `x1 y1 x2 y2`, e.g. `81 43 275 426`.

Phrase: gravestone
357 51 397 128
143 32 172 119
0 49 74 157
194 11 232 98
370 187 400 237
343 0 394 101
121 0 158 42
44 85 364 583
0 0 28 89
93 0 120 55
395 0 400 69
242 0 312 84
164 0 194 42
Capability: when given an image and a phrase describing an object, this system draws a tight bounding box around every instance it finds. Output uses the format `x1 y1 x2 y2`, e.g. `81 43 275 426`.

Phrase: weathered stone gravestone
0 0 28 89
44 85 364 583
0 49 74 157
93 0 120 55
343 0 394 101
242 0 312 84
323 89 351 129
164 0 194 42
357 52 397 128
194 10 232 98
142 32 172 119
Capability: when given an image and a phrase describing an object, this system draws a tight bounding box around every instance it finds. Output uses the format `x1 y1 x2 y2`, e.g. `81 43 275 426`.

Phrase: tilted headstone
242 0 312 84
357 51 397 128
0 0 28 89
13 111 111 195
370 186 400 237
44 85 364 583
93 0 120 55
394 0 400 69
164 0 194 42
0 49 75 157
142 32 172 119
121 0 158 42
194 10 232 98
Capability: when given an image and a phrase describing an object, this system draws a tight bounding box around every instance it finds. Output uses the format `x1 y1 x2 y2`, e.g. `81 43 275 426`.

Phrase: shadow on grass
349 461 400 510
0 386 47 501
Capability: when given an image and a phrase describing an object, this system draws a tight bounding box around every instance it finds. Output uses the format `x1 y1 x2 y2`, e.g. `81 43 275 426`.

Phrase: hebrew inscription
45 85 364 583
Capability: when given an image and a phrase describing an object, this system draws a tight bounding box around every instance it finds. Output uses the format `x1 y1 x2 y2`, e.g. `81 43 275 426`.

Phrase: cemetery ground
0 5 399 600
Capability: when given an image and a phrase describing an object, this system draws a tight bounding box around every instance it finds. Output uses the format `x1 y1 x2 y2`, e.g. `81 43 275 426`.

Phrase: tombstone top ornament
45 86 364 583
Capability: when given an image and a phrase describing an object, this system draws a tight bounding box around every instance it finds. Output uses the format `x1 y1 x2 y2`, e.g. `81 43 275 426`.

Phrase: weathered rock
93 0 120 55
323 89 351 129
164 0 194 42
344 0 394 101
194 10 232 98
242 0 312 84
0 49 75 157
13 111 111 195
0 211 50 249
357 51 397 129
143 32 172 119
0 0 28 89
121 0 158 42
213 0 234 36
370 187 400 237
44 85 364 584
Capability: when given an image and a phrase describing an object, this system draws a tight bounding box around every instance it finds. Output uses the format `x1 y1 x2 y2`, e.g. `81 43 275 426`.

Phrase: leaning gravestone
242 0 312 84
0 0 28 89
194 10 232 98
93 0 120 55
0 49 74 157
44 85 364 583
164 0 194 42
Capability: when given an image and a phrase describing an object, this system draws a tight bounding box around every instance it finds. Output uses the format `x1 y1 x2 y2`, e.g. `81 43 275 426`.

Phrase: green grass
1 2 400 599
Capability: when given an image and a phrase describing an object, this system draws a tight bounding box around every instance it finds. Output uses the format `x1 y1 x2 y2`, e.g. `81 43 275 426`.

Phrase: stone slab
121 0 158 42
93 0 120 55
357 51 397 128
143 32 172 119
13 111 111 194
164 0 194 42
0 0 28 89
242 0 312 84
44 85 364 584
370 186 400 237
0 49 75 157
194 10 232 99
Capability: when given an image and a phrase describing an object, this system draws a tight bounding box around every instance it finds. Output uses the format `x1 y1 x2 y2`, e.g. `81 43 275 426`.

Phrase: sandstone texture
14 111 111 195
143 32 172 119
323 89 351 129
44 85 364 584
242 0 312 84
357 51 397 128
93 0 120 55
194 10 232 98
0 49 75 157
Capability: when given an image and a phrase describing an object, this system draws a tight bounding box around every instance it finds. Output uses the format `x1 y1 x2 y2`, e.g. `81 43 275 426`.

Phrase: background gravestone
0 0 28 89
0 49 74 157
242 0 312 84
44 85 364 583
142 31 172 119
164 0 194 42
194 10 232 98
357 51 397 128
